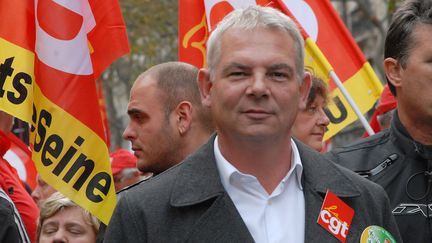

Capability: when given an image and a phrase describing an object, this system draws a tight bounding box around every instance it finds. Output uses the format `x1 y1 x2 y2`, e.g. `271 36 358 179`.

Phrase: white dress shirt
214 136 305 243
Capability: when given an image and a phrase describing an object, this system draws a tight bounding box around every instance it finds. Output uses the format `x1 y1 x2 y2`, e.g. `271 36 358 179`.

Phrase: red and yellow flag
4 132 37 190
0 0 129 224
179 0 382 139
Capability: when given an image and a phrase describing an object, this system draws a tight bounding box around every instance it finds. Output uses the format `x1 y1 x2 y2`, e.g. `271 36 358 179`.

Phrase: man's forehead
127 86 161 116
221 62 293 71
222 26 292 39
132 74 156 90
130 77 158 99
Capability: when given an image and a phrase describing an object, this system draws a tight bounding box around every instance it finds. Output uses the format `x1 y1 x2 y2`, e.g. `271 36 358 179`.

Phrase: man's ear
383 57 403 89
299 72 312 110
198 68 213 108
175 101 193 135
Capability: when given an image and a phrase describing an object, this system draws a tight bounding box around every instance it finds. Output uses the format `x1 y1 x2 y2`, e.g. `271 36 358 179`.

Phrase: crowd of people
1 0 431 242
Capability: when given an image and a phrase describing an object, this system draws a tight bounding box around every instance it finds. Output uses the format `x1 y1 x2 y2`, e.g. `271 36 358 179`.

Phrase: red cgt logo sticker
317 190 354 242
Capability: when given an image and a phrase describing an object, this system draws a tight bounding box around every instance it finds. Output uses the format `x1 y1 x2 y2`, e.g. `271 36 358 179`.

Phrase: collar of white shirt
214 135 305 243
214 135 303 192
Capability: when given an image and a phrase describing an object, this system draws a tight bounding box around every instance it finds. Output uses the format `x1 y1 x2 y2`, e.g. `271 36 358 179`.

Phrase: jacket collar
170 134 225 207
391 110 432 160
296 138 361 197
171 135 362 206
169 135 364 242
170 134 254 242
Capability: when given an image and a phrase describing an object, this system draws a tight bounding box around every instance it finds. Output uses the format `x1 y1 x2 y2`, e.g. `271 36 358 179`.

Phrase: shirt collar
290 139 304 190
214 135 304 191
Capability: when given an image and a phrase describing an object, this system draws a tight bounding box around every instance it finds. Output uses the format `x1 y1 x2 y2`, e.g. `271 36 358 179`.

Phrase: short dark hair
144 62 213 133
149 62 201 113
384 0 432 96
306 76 329 109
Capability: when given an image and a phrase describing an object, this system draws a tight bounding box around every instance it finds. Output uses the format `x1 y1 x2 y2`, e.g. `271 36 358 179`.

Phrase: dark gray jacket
105 135 401 242
327 110 432 242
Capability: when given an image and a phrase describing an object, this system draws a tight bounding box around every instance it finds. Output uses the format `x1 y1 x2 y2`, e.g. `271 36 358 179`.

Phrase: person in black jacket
0 188 29 243
326 0 432 241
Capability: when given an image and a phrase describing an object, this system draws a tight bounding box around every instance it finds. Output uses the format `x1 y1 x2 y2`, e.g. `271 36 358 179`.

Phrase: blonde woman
36 192 100 243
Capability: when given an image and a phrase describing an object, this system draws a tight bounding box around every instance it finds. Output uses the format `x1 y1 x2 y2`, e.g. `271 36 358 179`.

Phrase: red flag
97 78 111 148
4 132 37 190
179 0 208 68
0 0 129 224
277 0 381 90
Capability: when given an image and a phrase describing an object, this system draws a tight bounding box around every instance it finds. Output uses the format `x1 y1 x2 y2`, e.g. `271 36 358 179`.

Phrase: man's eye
269 72 288 80
229 71 247 77
131 114 145 123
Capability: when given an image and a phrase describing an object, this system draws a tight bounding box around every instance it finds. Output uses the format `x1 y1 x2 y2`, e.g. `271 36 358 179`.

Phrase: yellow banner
1 39 116 225
324 63 383 140
302 37 382 140
0 38 34 120
304 38 332 80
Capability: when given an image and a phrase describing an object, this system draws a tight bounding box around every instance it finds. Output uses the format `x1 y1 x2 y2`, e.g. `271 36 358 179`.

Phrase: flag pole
329 70 375 136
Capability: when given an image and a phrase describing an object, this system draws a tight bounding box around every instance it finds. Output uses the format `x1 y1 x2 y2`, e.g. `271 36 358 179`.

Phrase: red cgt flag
0 0 129 224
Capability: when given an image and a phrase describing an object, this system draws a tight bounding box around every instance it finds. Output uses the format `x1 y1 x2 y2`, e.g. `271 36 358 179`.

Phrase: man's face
201 28 310 142
396 24 432 128
123 76 180 174
292 94 329 152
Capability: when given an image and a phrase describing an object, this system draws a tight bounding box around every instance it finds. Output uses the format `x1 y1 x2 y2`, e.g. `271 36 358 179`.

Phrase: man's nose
122 124 135 141
247 74 270 97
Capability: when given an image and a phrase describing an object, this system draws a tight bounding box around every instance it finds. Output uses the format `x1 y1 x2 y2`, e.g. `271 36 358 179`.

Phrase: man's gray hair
206 5 305 82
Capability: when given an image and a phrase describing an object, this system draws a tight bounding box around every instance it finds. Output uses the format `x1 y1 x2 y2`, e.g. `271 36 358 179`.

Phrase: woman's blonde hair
36 192 100 242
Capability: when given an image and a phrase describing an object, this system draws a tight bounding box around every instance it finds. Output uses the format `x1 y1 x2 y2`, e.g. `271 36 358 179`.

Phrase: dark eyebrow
127 108 142 116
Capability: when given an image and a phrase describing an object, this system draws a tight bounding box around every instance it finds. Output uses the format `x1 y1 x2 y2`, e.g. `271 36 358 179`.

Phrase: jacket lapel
296 140 362 242
185 194 255 242
170 135 254 242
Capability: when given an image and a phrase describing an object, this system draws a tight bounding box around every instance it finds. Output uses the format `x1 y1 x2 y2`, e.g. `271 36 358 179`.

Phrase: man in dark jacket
105 5 401 242
327 0 432 241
